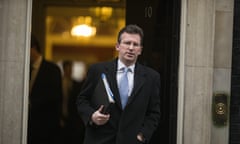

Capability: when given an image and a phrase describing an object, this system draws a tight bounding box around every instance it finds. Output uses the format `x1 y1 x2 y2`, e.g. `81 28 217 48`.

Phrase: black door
126 0 181 144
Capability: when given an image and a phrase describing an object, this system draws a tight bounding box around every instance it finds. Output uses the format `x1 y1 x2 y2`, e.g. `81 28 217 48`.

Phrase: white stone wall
178 0 234 144
0 0 31 144
211 0 234 144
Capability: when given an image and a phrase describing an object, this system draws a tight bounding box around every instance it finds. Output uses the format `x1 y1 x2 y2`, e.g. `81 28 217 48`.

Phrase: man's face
30 47 40 65
116 32 142 66
30 48 35 65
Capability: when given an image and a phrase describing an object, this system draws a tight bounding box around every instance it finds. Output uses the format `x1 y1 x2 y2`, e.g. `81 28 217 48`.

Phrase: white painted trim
177 0 187 144
22 0 32 144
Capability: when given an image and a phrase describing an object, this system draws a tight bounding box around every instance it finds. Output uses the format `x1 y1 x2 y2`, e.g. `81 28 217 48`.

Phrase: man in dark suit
28 34 63 144
61 60 85 144
76 24 161 144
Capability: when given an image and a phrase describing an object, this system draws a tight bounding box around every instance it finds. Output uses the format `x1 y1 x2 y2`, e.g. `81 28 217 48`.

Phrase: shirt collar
117 59 135 73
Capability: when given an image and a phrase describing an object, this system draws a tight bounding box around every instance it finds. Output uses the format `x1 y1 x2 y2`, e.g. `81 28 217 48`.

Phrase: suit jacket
28 59 63 144
77 59 161 144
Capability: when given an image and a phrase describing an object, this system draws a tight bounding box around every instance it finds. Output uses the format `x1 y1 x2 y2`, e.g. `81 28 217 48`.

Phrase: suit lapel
127 63 146 105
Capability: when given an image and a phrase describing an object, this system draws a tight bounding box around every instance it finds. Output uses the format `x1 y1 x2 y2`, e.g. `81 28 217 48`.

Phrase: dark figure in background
61 60 85 144
28 34 63 144
76 24 161 144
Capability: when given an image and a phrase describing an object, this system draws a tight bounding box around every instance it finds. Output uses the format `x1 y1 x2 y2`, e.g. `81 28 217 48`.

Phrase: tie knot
122 67 130 73
124 67 128 73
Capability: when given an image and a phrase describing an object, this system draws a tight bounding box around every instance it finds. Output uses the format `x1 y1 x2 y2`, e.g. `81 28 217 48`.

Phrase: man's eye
134 43 140 47
124 42 131 45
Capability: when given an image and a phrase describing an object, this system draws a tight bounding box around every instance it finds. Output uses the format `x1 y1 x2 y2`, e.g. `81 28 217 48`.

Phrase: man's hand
137 132 146 143
91 105 110 125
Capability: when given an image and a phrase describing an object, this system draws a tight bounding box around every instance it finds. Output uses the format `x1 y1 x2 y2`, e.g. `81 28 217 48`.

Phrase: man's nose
129 43 134 49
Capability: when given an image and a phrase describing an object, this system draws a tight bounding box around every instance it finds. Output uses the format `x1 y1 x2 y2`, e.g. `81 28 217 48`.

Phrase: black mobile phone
101 103 113 114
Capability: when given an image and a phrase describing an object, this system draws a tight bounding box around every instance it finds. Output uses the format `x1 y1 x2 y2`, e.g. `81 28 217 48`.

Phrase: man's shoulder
42 59 56 66
41 59 61 72
138 63 160 77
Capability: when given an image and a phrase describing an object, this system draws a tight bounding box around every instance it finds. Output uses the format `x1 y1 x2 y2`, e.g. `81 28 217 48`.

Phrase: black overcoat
77 59 161 144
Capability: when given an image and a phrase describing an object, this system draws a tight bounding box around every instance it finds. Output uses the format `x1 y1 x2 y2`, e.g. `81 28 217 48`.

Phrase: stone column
178 0 215 144
178 0 234 144
0 0 31 144
211 0 234 144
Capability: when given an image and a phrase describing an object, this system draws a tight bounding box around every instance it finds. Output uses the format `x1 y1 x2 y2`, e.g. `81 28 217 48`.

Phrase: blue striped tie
119 67 129 109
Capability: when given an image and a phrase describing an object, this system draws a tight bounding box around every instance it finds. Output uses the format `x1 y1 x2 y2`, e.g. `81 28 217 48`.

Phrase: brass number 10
145 6 153 18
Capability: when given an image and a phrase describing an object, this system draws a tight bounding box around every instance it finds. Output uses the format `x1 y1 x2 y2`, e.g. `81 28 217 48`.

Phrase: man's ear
138 47 143 55
115 43 120 51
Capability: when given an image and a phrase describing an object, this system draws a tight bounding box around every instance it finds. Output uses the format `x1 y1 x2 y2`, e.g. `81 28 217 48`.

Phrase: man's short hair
117 24 144 46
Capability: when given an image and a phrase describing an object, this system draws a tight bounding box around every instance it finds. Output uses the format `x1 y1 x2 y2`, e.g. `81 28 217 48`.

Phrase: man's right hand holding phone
91 105 110 125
